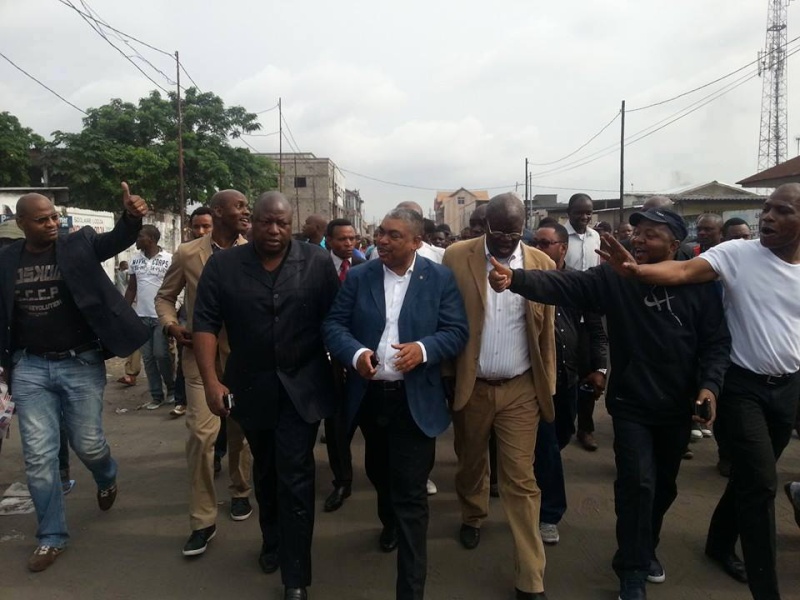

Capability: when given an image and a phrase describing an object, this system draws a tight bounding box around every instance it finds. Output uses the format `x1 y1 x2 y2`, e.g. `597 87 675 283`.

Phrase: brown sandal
116 375 136 386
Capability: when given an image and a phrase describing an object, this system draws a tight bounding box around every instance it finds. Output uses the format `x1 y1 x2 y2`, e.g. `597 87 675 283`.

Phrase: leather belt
729 364 798 387
368 380 405 392
477 377 513 387
28 340 102 361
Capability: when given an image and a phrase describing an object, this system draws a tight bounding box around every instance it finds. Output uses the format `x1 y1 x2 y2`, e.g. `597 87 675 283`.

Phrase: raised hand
121 181 148 218
488 256 513 292
596 233 638 277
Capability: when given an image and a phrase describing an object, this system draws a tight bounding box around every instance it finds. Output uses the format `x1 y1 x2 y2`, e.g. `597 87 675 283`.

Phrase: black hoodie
508 263 730 425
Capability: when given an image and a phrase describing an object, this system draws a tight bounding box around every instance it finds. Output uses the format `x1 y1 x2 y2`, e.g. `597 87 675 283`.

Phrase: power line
256 103 280 114
528 111 620 166
628 34 800 113
243 130 280 137
58 0 170 93
179 63 202 92
0 51 87 115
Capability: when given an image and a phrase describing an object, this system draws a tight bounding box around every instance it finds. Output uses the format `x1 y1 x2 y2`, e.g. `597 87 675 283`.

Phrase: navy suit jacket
322 255 468 437
0 213 148 374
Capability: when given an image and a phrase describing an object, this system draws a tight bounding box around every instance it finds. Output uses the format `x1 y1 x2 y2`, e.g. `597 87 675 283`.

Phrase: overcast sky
1 0 798 221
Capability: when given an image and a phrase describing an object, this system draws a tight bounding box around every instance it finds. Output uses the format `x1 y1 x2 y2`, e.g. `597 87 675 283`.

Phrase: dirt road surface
2 359 799 599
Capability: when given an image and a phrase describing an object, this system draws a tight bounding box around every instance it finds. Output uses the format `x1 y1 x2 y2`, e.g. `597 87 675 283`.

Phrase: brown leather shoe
116 375 136 386
577 431 598 452
28 545 65 572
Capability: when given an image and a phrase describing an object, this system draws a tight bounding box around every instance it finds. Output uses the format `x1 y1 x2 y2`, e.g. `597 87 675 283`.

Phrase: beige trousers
453 373 546 594
182 345 253 531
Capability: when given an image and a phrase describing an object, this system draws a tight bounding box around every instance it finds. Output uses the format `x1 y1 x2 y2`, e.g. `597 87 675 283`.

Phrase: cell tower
757 0 792 170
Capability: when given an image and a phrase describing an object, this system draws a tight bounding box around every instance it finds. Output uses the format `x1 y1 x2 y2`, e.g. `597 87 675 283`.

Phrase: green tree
45 89 277 212
0 112 45 187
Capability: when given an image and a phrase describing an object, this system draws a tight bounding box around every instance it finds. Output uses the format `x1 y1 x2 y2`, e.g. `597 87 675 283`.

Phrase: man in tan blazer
442 193 556 600
155 192 253 557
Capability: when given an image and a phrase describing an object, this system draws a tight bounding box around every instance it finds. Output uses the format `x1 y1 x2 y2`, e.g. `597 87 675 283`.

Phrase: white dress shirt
477 241 530 379
352 254 427 380
330 252 350 273
564 221 601 272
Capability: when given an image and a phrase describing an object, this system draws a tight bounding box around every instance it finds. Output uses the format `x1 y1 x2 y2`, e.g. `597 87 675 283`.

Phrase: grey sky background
1 0 798 222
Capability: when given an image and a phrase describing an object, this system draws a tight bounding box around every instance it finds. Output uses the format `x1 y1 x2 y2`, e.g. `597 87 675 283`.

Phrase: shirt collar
210 236 241 252
383 252 417 278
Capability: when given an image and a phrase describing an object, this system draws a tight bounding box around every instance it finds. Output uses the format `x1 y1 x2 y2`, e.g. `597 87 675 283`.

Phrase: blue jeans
11 348 117 547
139 317 175 403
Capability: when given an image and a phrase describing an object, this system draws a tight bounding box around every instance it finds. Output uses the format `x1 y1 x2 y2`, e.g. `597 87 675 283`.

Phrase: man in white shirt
125 224 174 410
370 201 444 264
600 183 800 599
442 194 555 600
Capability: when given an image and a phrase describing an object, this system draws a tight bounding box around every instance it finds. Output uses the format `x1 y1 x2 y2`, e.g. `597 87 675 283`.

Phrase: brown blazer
155 234 247 363
442 236 557 422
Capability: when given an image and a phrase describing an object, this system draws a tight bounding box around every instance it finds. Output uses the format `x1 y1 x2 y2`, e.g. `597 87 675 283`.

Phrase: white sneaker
145 401 163 410
426 479 438 496
539 522 560 545
700 427 713 438
690 428 703 441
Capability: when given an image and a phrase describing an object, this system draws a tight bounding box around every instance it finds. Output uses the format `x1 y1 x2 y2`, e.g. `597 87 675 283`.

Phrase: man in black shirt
193 192 340 600
528 223 608 546
0 185 148 572
489 208 730 600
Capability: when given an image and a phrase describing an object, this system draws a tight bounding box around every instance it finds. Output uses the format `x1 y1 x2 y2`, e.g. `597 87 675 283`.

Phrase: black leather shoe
323 486 351 512
459 524 480 550
515 588 547 599
489 483 500 498
284 587 307 600
706 549 748 583
258 546 279 574
379 526 398 552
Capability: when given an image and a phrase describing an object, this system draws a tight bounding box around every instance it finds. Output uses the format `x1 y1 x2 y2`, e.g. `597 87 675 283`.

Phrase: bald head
485 193 526 223
772 183 800 205
642 195 674 210
396 201 424 217
254 191 293 219
16 193 52 217
209 189 246 210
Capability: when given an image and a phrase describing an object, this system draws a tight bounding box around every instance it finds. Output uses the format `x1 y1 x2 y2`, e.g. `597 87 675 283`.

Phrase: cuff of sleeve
509 269 523 292
352 348 369 369
700 381 720 400
415 342 427 363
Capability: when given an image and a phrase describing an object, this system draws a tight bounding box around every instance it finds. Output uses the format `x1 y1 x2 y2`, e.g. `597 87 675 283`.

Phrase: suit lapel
468 238 488 310
199 235 212 266
521 245 538 338
369 260 386 317
399 256 428 324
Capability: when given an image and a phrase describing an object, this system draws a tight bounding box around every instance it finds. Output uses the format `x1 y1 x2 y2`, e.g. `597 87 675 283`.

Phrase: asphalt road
1 359 799 600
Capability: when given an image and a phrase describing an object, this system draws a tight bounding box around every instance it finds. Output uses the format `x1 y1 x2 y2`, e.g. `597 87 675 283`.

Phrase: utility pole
176 51 186 240
619 100 626 225
278 97 283 192
524 158 529 229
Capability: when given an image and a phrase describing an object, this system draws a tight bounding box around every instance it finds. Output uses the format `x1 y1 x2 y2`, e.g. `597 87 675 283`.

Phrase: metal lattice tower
757 0 792 170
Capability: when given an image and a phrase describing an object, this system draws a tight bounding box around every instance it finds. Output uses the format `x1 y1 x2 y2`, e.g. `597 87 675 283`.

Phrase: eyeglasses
530 239 565 249
486 223 523 242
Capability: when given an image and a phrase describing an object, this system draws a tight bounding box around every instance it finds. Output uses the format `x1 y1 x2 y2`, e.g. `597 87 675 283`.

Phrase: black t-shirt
12 246 96 353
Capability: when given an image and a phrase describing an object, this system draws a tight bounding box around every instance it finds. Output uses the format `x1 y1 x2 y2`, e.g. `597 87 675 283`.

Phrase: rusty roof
738 155 800 188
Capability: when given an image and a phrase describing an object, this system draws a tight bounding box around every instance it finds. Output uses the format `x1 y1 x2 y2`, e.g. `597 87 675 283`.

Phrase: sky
1 0 798 223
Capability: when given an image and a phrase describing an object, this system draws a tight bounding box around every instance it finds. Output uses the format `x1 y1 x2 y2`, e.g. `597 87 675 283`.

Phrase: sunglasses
530 239 565 249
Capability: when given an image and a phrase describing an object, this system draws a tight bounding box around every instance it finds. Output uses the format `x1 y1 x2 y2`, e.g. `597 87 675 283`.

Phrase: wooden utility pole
176 51 186 239
278 97 283 192
524 158 529 229
618 100 626 225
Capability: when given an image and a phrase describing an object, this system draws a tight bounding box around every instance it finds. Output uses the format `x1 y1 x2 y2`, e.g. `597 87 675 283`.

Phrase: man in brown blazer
442 193 556 600
155 191 253 557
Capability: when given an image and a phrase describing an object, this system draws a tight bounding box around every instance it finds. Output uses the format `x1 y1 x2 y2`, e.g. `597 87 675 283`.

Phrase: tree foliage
0 112 45 187
43 89 277 212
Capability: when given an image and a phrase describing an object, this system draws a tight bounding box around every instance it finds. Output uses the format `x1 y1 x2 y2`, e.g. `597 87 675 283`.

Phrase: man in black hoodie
489 208 730 600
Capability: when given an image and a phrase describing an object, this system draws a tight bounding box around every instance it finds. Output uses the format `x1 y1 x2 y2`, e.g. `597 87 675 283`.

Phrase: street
2 359 799 600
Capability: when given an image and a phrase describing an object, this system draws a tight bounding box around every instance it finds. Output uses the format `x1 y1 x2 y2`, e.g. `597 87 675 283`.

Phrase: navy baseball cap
629 208 688 242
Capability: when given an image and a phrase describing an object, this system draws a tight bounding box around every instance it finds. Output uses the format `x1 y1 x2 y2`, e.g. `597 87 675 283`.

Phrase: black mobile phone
369 354 379 369
223 393 235 410
694 398 711 421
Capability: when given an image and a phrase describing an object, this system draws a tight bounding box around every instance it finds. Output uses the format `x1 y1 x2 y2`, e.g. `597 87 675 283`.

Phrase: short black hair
325 218 353 238
594 221 613 234
423 218 437 236
567 193 592 211
537 222 569 244
538 217 558 227
141 224 160 242
722 217 748 236
435 223 452 235
190 206 213 221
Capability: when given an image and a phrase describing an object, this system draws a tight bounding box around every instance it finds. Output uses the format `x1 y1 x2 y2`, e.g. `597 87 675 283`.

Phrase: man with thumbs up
0 183 149 573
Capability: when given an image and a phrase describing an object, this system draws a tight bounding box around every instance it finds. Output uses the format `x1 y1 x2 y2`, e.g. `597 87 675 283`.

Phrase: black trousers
576 386 596 434
706 365 800 600
242 386 319 588
324 405 354 488
358 382 435 600
611 415 690 581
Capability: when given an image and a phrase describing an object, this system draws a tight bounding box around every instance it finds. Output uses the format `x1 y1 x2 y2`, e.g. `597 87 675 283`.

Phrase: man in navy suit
323 207 468 600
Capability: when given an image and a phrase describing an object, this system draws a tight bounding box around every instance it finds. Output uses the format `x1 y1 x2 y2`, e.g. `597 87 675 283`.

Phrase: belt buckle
765 374 782 385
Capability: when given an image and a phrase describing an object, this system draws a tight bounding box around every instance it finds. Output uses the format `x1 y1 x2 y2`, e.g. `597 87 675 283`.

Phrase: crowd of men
1 181 799 600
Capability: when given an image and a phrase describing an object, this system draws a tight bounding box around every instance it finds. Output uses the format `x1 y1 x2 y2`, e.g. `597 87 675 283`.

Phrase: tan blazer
155 234 247 361
442 236 557 422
